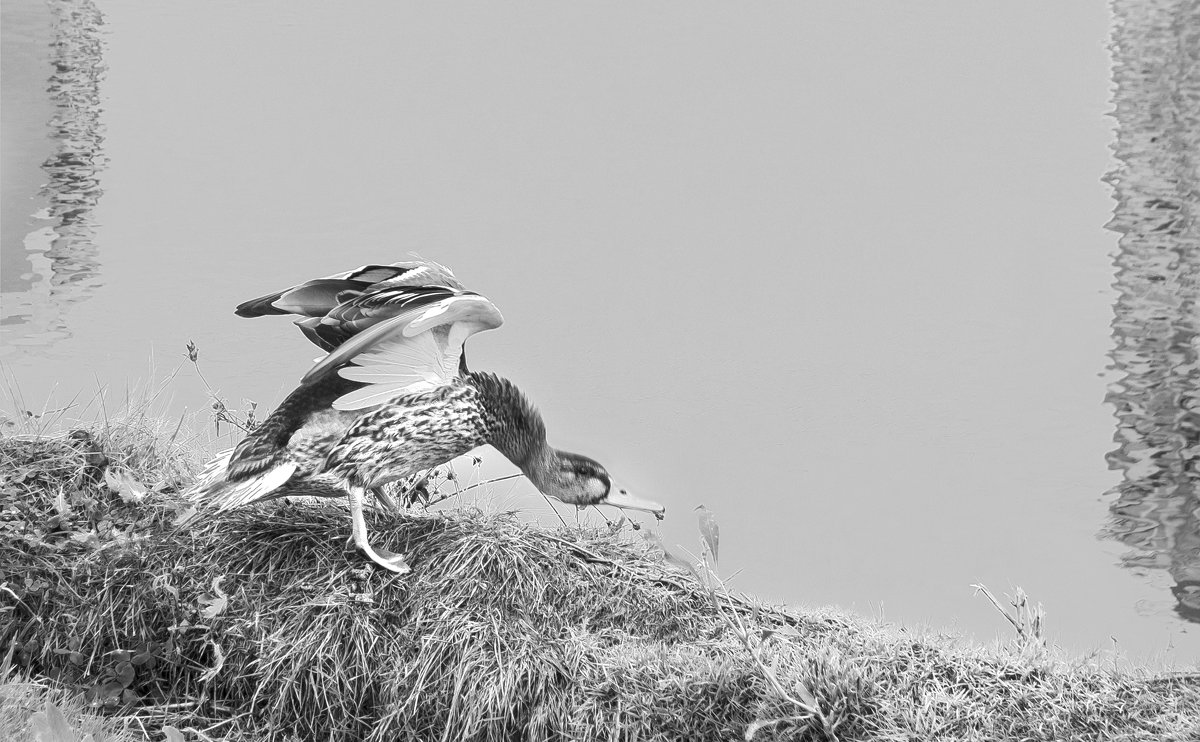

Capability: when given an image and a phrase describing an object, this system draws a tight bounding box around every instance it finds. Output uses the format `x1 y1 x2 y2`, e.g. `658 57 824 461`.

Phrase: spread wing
217 285 481 484
234 260 464 350
299 290 505 411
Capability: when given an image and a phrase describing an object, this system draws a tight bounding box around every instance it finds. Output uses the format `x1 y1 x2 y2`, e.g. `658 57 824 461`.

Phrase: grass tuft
2 429 1198 741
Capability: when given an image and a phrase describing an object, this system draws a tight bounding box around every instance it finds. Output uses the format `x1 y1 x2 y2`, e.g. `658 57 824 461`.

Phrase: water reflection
1103 0 1200 621
0 0 107 355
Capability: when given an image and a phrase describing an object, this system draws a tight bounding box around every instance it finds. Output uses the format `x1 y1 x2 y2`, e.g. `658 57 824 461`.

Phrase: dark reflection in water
0 0 107 353
1103 0 1200 621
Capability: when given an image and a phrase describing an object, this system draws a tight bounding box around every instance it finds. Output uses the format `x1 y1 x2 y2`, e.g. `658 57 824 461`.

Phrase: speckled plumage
210 376 527 503
324 382 487 489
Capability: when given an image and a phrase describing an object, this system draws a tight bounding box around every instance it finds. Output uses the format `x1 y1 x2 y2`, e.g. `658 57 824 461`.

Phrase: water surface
1103 0 1200 629
4 1 1196 664
0 0 106 352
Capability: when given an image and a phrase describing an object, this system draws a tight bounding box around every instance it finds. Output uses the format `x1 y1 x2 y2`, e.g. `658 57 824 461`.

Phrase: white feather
334 331 457 410
404 295 503 337
254 462 299 503
302 309 422 384
189 448 235 494
342 329 454 380
302 294 503 385
332 381 439 411
211 462 299 510
186 453 299 511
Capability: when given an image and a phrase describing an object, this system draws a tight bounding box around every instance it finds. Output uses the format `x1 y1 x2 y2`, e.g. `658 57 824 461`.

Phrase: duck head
466 371 666 519
528 450 665 519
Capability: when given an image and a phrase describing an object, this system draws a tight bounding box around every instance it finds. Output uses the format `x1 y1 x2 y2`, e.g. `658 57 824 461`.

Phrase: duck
190 275 665 573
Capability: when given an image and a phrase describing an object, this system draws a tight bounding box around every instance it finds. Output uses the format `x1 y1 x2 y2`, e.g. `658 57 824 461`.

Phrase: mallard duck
190 279 665 573
232 259 466 508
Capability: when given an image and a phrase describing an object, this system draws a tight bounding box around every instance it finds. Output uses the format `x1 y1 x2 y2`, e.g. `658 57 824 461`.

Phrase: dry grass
2 429 1198 741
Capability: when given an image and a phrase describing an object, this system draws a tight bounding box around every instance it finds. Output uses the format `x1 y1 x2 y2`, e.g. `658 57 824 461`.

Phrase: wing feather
308 285 459 351
404 294 505 337
302 310 424 385
303 293 503 410
235 264 414 318
336 330 453 403
233 261 464 337
187 455 299 511
330 382 433 411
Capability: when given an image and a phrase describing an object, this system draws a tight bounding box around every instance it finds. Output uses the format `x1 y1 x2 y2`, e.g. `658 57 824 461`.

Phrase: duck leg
346 485 411 573
370 486 402 512
369 472 431 512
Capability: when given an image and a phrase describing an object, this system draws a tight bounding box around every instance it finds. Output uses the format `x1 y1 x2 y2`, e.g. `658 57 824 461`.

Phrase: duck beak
600 482 666 520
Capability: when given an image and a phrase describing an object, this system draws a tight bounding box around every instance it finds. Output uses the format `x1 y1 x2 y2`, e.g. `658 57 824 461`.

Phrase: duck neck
466 371 556 481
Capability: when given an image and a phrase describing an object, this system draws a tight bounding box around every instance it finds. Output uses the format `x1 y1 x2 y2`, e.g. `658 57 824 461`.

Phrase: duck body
200 383 485 510
204 371 587 510
324 381 487 491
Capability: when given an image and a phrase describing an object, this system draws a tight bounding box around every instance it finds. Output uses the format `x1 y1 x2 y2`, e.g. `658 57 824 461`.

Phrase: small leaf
53 488 71 516
132 651 155 668
199 595 227 619
172 506 197 526
104 470 148 504
98 680 124 704
792 679 819 710
745 717 788 741
695 505 720 566
663 547 702 581
198 640 225 683
162 725 186 742
31 701 75 742
69 531 100 549
153 573 180 600
114 660 135 687
199 575 228 619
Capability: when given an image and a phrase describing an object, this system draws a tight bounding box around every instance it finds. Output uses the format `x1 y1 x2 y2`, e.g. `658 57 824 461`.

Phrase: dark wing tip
235 293 288 317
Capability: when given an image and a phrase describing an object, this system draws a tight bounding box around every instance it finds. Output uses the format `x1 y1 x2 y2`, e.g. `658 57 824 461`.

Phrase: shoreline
2 425 1197 740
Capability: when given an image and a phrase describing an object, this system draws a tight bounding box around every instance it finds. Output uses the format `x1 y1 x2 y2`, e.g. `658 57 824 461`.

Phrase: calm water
3 0 1197 664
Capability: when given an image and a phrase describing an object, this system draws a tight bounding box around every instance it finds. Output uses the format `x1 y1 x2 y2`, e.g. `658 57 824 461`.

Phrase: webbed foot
347 485 411 574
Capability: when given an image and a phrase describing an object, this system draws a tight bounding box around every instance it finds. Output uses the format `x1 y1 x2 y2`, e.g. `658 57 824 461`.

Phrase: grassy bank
1 427 1198 741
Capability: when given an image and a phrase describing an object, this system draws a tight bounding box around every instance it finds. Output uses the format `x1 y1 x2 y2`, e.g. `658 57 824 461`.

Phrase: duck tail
187 448 299 511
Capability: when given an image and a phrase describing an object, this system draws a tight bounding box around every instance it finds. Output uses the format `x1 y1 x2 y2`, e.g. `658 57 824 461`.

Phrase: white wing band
304 293 503 411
